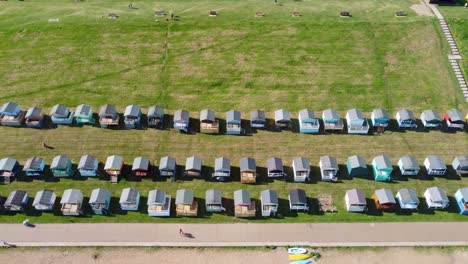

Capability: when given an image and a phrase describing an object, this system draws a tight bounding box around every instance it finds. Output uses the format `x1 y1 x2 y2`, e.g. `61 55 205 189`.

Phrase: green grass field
0 0 467 223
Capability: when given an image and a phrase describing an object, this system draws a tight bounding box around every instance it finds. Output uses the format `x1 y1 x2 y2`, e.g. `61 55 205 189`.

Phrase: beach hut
50 155 73 177
372 188 396 211
173 110 190 132
60 189 83 216
397 156 420 176
212 157 230 182
159 156 176 177
274 109 291 129
23 157 45 177
4 190 28 212
266 157 285 178
89 188 111 215
119 188 140 211
420 109 442 128
396 188 419 210
0 158 19 184
454 188 468 215
50 104 74 125
199 109 219 134
292 157 310 182
32 189 56 211
288 189 308 211
205 189 224 213
124 104 141 129
370 108 390 128
346 109 369 134
346 155 368 178
250 109 266 129
372 155 393 181
147 105 164 128
74 104 95 125
226 110 242 135
396 109 417 128
184 156 202 177
234 189 256 218
0 102 25 126
175 189 198 216
424 155 447 176
444 109 465 129
424 187 449 209
298 109 320 134
24 107 44 128
322 108 343 131
99 104 119 128
345 189 367 212
452 156 468 176
78 155 99 177
319 155 338 182
132 157 151 177
240 157 257 183
261 189 278 217
104 155 123 183
148 189 171 217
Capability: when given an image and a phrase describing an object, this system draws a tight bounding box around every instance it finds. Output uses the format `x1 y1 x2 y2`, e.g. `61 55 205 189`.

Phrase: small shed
89 188 111 215
205 189 224 213
104 155 123 183
372 155 393 181
78 155 99 177
424 155 446 176
175 189 198 216
397 156 420 176
234 189 256 217
24 107 44 128
346 155 368 178
322 108 343 131
444 109 465 129
50 155 73 177
396 109 417 128
346 108 369 134
99 104 119 128
266 157 285 178
147 105 164 128
226 110 242 135
288 189 308 211
184 156 202 177
173 110 190 132
0 102 25 126
50 104 74 125
0 102 21 117
250 109 266 129
396 188 419 210
200 109 219 134
420 109 442 128
23 157 45 177
372 188 396 210
148 189 171 217
124 104 141 129
424 186 449 209
345 189 367 212
454 188 468 215
261 189 278 217
298 109 320 134
33 189 56 211
240 157 257 183
119 188 140 211
60 189 83 216
132 157 150 177
159 156 176 177
212 157 230 181
4 190 29 212
74 104 95 125
292 157 310 182
0 157 19 184
319 155 338 182
452 156 468 176
371 108 390 128
274 109 291 129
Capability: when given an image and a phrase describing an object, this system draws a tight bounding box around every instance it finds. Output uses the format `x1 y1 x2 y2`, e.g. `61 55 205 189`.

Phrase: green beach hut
74 104 95 125
371 155 393 181
50 155 74 177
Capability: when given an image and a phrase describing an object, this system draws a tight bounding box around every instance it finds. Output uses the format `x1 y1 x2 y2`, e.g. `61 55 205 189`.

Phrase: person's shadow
183 233 195 239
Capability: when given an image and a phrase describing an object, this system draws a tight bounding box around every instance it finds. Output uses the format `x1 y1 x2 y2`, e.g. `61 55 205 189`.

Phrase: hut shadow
417 197 435 215
71 164 87 181
308 166 320 184
241 119 252 136
201 165 214 181
189 118 200 134
391 166 407 182
415 166 434 181
41 115 56 129
446 196 460 214
365 198 383 216
109 197 128 215
230 166 241 182
338 164 352 181
24 199 42 217
277 198 297 217
139 113 148 129
137 196 148 215
309 197 321 215
446 166 461 180
224 198 235 217
163 114 174 130
290 118 300 133
395 208 414 216
43 165 60 182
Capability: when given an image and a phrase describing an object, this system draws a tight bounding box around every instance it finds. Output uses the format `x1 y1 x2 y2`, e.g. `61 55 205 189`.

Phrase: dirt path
411 1 434 17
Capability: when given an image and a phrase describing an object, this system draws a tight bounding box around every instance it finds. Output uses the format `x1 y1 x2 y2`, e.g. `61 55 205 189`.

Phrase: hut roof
33 189 55 206
373 155 392 169
78 155 98 169
234 189 251 205
298 109 315 120
0 158 17 171
348 155 366 169
293 157 310 171
425 155 446 169
274 109 290 122
75 104 92 117
397 109 415 120
148 189 167 205
50 155 70 170
104 155 123 170
159 156 176 170
215 157 230 171
124 104 141 117
5 190 28 206
23 157 44 170
452 156 468 170
60 189 83 204
200 109 216 122
119 188 139 203
206 189 222 204
421 109 441 121
267 157 283 171
397 188 419 204
322 108 339 120
375 188 396 204
99 104 117 117
346 189 366 204
185 156 202 171
320 155 338 170
50 104 69 117
25 107 42 119
261 189 278 205
89 188 110 204
456 188 468 201
240 157 256 171
399 156 419 169
175 189 194 204
289 189 307 204
347 108 364 120
250 109 265 121
147 105 164 118
426 187 448 202
372 108 389 119
0 102 19 114
446 109 464 121
132 157 150 171
226 110 241 122
174 110 189 122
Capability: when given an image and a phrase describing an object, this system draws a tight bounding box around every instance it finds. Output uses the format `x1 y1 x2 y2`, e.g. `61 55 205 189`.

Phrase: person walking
179 228 184 236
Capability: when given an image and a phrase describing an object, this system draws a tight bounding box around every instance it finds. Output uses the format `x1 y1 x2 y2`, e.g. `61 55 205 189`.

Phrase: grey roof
261 189 278 205
372 108 389 119
226 110 241 122
0 158 17 171
375 188 396 204
215 157 230 170
426 186 449 202
50 155 70 169
23 157 44 170
60 189 83 204
174 110 189 122
78 155 98 169
5 190 27 206
240 157 256 171
50 104 69 117
148 105 164 118
99 104 117 117
124 104 141 117
346 189 366 204
446 109 464 122
234 189 251 205
200 109 216 122
250 110 265 121
298 109 315 120
289 189 307 204
132 157 150 171
421 109 441 122
119 188 139 203
275 109 290 122
89 188 110 204
175 189 194 204
0 102 19 114
457 188 468 201
293 157 310 171
74 104 92 117
425 155 446 169
104 155 123 170
397 188 419 204
25 107 42 119
346 108 364 120
148 189 167 205
399 156 419 169
33 189 55 206
267 157 283 171
206 189 222 204
160 156 176 170
453 156 468 170
373 155 392 169
322 108 339 120
397 109 415 120
185 156 202 171
348 155 366 169
320 155 338 170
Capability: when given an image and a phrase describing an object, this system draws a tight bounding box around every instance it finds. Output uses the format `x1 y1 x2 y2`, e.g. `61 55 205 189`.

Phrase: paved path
2 222 468 247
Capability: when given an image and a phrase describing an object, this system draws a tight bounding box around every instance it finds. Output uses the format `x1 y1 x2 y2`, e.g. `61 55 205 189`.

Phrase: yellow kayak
288 254 310 261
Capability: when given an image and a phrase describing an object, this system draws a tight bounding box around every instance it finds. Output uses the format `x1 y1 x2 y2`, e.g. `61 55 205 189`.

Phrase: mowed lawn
0 0 467 224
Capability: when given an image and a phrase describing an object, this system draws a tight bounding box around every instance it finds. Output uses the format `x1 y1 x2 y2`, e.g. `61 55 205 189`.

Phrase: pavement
1 222 468 247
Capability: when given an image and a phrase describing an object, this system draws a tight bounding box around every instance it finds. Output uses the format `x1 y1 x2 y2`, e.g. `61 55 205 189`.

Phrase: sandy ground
1 247 468 264
411 1 434 16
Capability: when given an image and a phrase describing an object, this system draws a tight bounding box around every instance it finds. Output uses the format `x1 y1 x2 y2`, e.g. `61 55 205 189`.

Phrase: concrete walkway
2 222 468 247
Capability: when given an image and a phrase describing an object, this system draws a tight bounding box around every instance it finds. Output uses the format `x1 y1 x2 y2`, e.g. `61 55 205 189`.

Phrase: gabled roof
159 156 176 170
185 156 202 171
78 155 98 169
33 189 55 206
397 109 415 120
426 186 448 202
346 108 364 120
399 156 419 169
320 155 338 170
240 157 256 171
0 158 18 171
373 155 392 169
206 189 222 204
0 102 19 115
375 188 396 204
234 189 251 205
397 188 419 204
25 107 42 119
293 157 310 171
425 155 446 169
89 188 110 204
74 104 92 117
347 155 366 169
132 157 150 171
267 157 283 171
124 104 141 117
104 155 123 170
147 105 164 118
298 109 315 120
226 110 241 122
452 156 468 170
120 188 139 203
50 155 70 170
23 157 44 170
5 190 28 206
99 104 117 117
445 109 464 122
250 110 265 121
274 109 290 122
200 109 216 122
322 108 339 120
346 189 366 204
372 108 389 119
50 104 70 117
215 157 230 171
289 189 307 204
60 189 83 204
421 109 441 122
456 188 468 201
261 189 278 205
173 110 189 122
175 189 194 204
148 189 167 205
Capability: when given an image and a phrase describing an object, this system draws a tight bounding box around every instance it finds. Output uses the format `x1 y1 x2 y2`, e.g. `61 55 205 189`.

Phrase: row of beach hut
1 155 467 184
1 102 466 133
